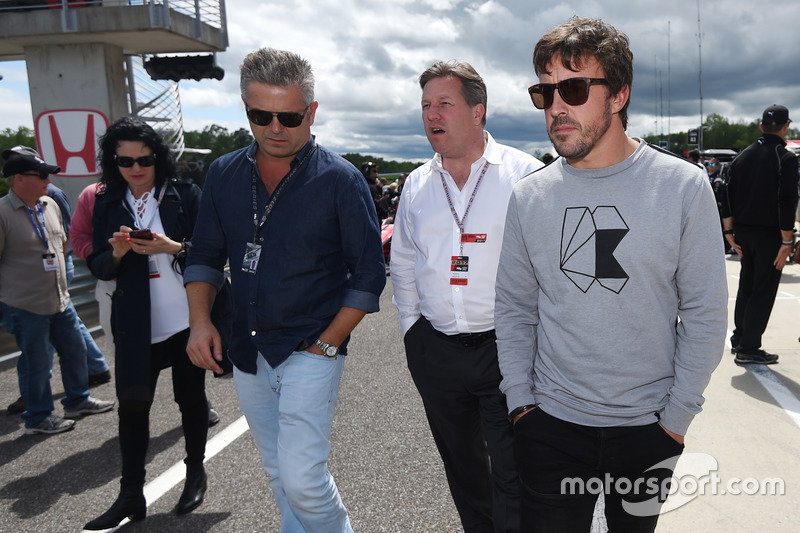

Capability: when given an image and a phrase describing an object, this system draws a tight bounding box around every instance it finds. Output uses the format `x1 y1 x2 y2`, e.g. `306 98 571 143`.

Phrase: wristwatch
315 339 340 357
175 241 189 259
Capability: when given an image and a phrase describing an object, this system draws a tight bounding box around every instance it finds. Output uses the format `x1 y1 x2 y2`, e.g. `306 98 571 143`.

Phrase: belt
440 329 496 347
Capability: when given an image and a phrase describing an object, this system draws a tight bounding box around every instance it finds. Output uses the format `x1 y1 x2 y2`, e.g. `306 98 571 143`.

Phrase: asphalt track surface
1 255 799 532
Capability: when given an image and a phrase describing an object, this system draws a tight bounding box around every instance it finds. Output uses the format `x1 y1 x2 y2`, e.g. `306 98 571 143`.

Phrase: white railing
126 55 185 159
0 1 227 39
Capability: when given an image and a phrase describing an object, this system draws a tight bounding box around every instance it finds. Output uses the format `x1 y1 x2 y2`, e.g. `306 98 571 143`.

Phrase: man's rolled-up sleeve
184 161 228 290
338 171 386 313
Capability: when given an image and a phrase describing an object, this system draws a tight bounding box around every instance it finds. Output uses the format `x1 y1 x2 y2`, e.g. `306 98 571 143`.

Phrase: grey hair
240 47 315 105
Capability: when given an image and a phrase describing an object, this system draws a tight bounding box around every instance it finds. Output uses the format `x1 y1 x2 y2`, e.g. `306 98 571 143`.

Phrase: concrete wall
26 43 128 209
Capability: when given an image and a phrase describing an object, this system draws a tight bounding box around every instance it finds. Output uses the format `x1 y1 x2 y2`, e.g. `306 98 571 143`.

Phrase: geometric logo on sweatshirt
560 206 629 293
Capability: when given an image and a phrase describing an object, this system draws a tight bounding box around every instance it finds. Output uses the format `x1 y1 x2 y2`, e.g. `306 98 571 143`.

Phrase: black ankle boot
174 464 207 515
84 489 146 530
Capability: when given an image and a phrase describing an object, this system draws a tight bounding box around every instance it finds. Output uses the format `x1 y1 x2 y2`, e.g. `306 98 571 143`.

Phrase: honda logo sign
35 109 109 177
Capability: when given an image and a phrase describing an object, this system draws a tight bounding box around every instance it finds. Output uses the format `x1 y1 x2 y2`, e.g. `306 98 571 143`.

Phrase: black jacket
722 134 799 232
88 180 201 401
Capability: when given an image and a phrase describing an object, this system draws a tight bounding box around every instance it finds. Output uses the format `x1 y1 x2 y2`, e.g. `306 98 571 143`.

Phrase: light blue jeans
65 254 109 375
6 301 90 427
233 351 353 533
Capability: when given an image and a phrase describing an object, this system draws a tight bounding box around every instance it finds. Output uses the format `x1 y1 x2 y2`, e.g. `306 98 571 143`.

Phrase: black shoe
734 349 779 366
175 464 207 515
84 490 146 530
88 370 112 386
7 396 24 415
208 407 220 427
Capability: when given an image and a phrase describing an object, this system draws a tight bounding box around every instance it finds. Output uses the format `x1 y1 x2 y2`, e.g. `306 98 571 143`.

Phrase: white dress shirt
390 131 543 336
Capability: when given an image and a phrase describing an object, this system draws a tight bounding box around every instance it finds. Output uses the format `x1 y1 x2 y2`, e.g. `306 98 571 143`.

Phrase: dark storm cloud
6 1 800 161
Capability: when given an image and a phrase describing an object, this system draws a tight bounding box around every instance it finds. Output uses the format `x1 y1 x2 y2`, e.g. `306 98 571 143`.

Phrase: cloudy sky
2 0 800 161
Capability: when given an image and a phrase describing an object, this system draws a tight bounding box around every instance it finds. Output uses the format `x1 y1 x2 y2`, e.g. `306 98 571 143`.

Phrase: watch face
324 345 338 357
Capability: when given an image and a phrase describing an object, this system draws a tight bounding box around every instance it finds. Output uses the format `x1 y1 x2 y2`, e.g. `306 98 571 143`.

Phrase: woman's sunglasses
115 155 156 168
246 105 310 128
528 78 609 110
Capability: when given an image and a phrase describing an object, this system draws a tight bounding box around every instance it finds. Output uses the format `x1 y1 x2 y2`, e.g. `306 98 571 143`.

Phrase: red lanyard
439 161 490 254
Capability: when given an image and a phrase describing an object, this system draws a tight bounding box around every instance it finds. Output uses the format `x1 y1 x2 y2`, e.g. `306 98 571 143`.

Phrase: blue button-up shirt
184 138 386 372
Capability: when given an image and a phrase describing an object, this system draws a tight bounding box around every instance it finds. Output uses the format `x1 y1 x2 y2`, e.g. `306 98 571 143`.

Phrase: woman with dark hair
84 116 209 530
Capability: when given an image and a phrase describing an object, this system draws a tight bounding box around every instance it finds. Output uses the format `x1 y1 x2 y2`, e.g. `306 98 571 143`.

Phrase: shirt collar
245 135 317 166
7 189 49 211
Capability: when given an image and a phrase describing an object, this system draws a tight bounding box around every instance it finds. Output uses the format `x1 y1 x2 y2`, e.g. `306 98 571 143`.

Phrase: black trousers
514 407 684 533
731 230 783 351
404 317 519 533
118 328 208 490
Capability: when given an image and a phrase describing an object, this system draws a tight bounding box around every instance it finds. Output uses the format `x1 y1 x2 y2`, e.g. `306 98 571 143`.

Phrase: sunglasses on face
115 155 156 168
528 78 610 110
20 172 48 180
246 105 310 128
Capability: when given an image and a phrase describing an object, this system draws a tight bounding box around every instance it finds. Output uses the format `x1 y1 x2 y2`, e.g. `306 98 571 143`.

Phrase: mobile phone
129 228 153 240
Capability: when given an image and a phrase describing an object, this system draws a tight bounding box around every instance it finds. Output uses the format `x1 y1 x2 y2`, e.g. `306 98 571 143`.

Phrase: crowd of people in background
360 161 406 222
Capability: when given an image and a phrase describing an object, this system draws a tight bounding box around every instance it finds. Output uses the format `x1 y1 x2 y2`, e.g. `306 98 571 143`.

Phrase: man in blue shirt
184 47 385 532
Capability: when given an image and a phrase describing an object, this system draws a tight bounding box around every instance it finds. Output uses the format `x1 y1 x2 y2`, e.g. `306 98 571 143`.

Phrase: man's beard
549 100 613 161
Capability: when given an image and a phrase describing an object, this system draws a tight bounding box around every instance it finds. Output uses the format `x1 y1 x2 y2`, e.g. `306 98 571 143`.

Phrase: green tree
0 126 37 197
182 125 253 167
340 153 419 174
0 126 36 151
644 113 800 156
181 125 253 185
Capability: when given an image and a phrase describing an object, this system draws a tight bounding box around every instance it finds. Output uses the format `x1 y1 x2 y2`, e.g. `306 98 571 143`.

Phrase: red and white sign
35 109 109 178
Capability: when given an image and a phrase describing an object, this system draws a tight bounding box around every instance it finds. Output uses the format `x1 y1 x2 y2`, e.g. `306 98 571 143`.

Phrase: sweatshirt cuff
659 400 695 436
504 384 536 415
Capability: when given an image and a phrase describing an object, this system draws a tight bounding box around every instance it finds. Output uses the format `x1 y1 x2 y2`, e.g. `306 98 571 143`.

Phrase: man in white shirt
390 60 543 533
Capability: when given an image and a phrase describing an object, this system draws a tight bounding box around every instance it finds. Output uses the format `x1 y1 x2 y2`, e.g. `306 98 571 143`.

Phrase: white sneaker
64 396 115 419
25 414 76 435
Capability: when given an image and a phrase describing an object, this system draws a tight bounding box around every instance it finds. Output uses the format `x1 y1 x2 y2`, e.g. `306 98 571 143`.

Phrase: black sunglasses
246 105 310 128
528 78 609 110
20 171 48 180
115 154 156 168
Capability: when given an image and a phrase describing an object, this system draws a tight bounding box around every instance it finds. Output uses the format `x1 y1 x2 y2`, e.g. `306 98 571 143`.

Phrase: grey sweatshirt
495 140 727 436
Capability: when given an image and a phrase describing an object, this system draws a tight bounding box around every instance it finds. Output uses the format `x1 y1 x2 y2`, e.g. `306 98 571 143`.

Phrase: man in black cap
722 104 799 365
1 154 114 434
2 146 112 403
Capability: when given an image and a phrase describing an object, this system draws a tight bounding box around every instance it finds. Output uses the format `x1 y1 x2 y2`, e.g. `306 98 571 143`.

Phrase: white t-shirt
126 187 190 344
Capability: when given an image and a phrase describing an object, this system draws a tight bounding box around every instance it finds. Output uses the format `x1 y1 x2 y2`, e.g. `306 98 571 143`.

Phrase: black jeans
119 328 208 490
514 407 684 533
731 230 783 351
404 317 519 533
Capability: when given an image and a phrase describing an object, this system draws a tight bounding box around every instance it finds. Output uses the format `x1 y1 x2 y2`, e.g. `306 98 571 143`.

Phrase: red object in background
46 0 90 9
380 219 393 265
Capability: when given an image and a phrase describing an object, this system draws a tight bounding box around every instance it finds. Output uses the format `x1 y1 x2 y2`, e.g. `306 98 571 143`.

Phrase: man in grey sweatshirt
494 16 727 532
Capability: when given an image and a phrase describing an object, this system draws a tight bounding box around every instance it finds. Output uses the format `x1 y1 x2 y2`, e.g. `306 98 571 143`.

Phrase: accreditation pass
450 255 469 285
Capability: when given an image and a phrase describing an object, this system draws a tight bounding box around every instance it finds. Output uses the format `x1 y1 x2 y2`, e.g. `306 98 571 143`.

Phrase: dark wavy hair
533 16 634 130
97 116 177 195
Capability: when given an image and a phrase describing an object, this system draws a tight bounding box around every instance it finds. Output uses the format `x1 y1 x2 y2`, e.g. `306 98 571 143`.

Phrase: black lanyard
250 144 317 242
